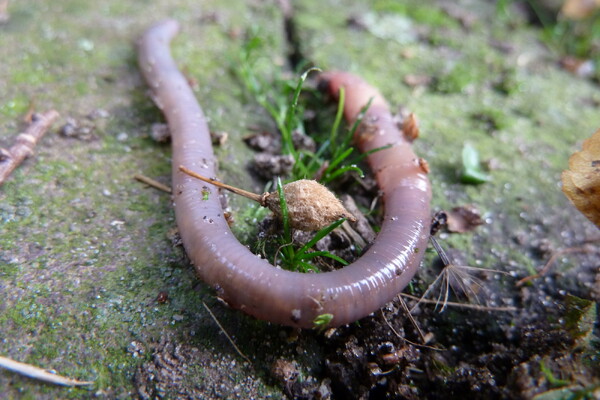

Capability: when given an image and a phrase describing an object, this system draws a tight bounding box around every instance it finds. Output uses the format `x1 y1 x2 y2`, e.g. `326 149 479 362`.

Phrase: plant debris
179 166 356 231
150 122 170 142
561 0 600 20
252 153 295 179
243 131 280 153
0 110 59 185
133 173 172 193
210 130 228 146
562 128 600 228
446 205 484 233
0 356 93 387
460 143 491 184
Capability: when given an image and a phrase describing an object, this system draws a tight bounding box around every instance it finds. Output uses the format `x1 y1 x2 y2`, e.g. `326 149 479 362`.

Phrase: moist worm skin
138 20 432 329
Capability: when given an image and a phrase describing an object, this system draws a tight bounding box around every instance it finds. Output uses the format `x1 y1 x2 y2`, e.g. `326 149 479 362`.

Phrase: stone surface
0 0 598 398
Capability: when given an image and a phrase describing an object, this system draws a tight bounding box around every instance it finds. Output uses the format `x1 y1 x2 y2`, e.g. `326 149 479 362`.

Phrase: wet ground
0 0 598 399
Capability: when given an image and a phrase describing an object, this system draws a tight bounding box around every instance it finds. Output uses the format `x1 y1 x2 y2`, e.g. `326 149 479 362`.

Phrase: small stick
179 165 356 231
0 110 60 185
401 293 517 312
397 295 427 343
202 301 251 364
179 165 263 203
0 355 93 387
516 243 598 286
430 236 452 266
133 173 172 193
379 309 442 351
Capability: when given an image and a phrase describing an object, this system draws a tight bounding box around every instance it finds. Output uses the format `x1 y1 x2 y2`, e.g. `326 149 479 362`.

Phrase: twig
202 301 251 364
133 173 172 193
397 296 427 342
401 293 517 312
516 243 598 286
179 165 263 203
430 236 452 266
380 309 442 351
0 356 93 387
0 110 60 185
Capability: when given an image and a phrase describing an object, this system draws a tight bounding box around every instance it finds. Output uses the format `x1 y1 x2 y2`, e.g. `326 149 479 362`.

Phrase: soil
0 0 598 399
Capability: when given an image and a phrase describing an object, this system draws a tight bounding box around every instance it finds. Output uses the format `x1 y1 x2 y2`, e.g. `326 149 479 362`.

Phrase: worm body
138 20 432 328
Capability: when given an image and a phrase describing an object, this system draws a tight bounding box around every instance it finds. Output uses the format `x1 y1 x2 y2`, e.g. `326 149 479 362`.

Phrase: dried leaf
561 0 600 20
560 56 596 78
563 294 596 349
446 205 484 233
561 129 600 228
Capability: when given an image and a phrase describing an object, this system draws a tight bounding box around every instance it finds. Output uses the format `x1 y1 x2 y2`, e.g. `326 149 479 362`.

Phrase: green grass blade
277 177 291 242
297 250 331 260
329 87 345 146
344 97 374 149
316 252 349 266
326 147 354 172
282 67 321 151
349 143 393 165
322 165 363 184
295 218 346 258
298 251 349 266
298 261 319 273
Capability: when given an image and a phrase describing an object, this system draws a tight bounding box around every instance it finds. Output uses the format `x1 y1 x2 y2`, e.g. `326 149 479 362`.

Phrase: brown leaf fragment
402 112 420 142
446 205 484 233
562 128 600 228
403 74 432 88
560 56 595 78
210 130 228 146
561 0 600 20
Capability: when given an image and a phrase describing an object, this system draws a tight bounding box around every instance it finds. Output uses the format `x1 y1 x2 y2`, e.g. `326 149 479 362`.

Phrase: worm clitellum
138 20 432 328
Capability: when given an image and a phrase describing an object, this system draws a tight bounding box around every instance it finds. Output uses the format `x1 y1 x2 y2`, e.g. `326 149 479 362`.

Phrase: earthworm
138 20 432 328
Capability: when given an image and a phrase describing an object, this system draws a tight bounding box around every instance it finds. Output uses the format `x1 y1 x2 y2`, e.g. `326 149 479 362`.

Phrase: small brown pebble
87 108 109 120
243 131 279 153
156 291 169 304
59 117 96 140
60 118 79 137
291 129 316 152
253 153 294 179
210 131 228 146
150 123 170 142
271 359 298 384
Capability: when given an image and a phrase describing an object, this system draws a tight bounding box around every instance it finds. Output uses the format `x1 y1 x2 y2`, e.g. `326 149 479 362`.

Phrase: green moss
0 96 30 118
433 63 481 94
372 0 459 28
1 0 599 397
471 108 512 132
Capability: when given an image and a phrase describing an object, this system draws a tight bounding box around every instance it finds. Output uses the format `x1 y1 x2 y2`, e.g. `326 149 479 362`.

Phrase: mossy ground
0 0 598 399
